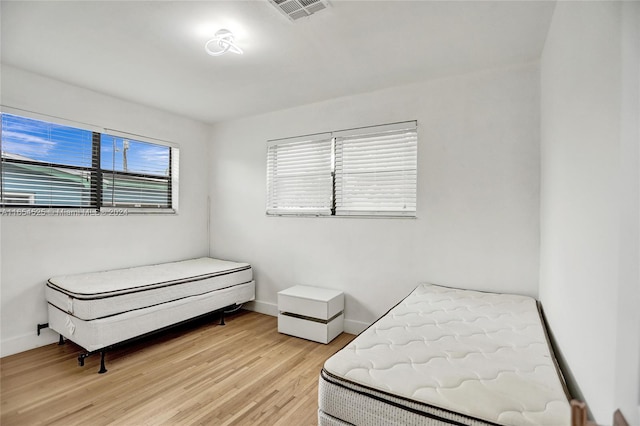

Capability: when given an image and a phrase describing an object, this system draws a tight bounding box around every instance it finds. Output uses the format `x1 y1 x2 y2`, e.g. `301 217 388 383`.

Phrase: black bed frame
49 303 240 374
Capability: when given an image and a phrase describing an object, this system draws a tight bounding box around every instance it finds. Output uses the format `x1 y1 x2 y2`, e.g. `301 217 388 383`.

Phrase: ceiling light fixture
204 29 243 56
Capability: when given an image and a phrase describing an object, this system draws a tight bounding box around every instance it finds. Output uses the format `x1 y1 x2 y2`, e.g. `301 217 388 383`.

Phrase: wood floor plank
0 311 354 426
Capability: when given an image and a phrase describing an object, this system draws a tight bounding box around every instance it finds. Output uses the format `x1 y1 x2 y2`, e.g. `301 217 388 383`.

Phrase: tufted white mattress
319 283 571 426
46 257 252 320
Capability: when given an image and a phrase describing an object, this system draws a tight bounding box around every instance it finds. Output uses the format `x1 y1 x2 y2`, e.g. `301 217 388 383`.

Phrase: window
0 114 96 207
266 121 417 217
0 112 178 212
100 134 172 208
334 123 417 216
266 133 333 215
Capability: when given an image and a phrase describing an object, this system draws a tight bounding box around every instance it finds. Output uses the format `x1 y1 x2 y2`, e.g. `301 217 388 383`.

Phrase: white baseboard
1 328 58 358
344 319 369 335
243 300 370 336
243 300 278 317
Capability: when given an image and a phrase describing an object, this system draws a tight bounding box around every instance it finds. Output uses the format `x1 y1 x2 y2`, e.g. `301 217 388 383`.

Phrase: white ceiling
1 1 556 124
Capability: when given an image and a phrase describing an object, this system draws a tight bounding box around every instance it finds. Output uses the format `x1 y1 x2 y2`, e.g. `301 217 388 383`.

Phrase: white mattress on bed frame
46 257 252 320
49 281 255 352
46 257 255 353
319 283 571 426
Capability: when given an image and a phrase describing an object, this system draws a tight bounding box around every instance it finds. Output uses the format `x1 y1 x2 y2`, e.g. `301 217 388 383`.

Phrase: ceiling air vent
269 0 330 21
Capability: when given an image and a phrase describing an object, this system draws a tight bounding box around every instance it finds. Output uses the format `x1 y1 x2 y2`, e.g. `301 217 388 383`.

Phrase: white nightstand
277 285 344 344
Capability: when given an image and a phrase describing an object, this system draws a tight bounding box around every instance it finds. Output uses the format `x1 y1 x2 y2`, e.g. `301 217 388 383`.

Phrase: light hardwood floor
0 310 355 426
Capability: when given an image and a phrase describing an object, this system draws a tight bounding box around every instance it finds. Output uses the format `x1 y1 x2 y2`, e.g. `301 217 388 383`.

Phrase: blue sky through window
1 114 169 176
100 135 169 177
1 113 92 167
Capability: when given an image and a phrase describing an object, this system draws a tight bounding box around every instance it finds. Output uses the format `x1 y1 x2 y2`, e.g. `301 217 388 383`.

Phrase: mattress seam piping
320 368 501 426
46 266 252 299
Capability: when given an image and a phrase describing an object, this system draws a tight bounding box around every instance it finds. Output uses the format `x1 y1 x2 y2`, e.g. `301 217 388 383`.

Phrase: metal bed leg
98 351 107 374
78 352 90 367
219 310 225 326
58 334 65 345
77 350 108 373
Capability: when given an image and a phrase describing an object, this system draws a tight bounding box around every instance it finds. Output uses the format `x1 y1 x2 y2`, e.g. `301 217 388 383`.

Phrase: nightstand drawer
278 312 344 344
278 286 343 320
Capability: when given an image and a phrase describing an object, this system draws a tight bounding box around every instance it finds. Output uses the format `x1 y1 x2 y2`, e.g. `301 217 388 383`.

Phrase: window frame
266 121 417 218
266 132 334 216
99 130 177 213
0 109 179 215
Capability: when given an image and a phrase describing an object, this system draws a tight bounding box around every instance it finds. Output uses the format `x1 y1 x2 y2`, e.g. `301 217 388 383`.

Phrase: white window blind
0 113 96 207
266 134 333 215
334 122 417 216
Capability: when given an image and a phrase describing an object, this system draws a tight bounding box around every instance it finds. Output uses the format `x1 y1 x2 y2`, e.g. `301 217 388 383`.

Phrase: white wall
540 2 640 424
209 63 541 333
617 2 640 423
0 65 211 356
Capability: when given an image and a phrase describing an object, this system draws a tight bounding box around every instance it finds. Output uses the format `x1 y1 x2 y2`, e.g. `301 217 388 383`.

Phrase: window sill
266 213 416 219
0 207 176 217
100 207 176 216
